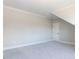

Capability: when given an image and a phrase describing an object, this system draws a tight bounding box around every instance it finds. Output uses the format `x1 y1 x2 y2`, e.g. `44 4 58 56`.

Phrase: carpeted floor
4 41 75 59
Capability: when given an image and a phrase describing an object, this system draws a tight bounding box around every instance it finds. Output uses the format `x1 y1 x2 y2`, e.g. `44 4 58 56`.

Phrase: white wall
3 6 52 50
59 19 75 44
52 18 75 44
4 5 75 50
52 22 60 40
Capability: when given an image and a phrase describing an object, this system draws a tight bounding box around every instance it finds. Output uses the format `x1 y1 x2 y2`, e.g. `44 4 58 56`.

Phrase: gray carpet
4 41 75 59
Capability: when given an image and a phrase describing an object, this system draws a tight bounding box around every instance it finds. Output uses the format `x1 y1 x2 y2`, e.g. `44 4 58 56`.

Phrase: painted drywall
59 19 75 44
4 5 75 50
52 5 75 25
52 18 75 44
3 6 52 50
52 22 60 41
4 0 74 17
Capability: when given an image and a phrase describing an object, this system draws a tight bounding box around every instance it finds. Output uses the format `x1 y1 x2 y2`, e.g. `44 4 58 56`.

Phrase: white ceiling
4 0 74 16
4 0 74 25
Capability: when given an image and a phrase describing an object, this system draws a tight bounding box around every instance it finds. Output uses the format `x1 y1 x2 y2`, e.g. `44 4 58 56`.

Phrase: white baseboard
54 39 75 45
4 39 53 51
4 39 75 51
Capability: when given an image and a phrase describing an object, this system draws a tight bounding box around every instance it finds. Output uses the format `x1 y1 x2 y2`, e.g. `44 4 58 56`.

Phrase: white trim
3 40 75 51
4 39 74 51
4 40 53 51
54 39 75 45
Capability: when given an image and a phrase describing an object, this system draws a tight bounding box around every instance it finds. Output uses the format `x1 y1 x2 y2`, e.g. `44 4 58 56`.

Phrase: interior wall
3 6 52 50
52 18 75 44
4 5 75 50
59 19 75 44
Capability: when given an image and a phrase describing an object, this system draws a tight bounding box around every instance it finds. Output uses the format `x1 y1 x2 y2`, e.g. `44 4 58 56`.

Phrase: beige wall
4 5 75 50
3 6 52 50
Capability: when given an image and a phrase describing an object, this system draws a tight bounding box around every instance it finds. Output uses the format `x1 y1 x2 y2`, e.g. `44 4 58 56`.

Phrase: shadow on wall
52 17 75 45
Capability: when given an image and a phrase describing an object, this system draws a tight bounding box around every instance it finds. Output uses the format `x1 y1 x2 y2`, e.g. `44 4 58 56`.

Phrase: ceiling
4 0 75 25
4 0 74 16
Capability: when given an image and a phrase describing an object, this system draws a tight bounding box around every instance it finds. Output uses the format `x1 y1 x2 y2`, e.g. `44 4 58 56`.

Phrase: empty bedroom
3 0 75 59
